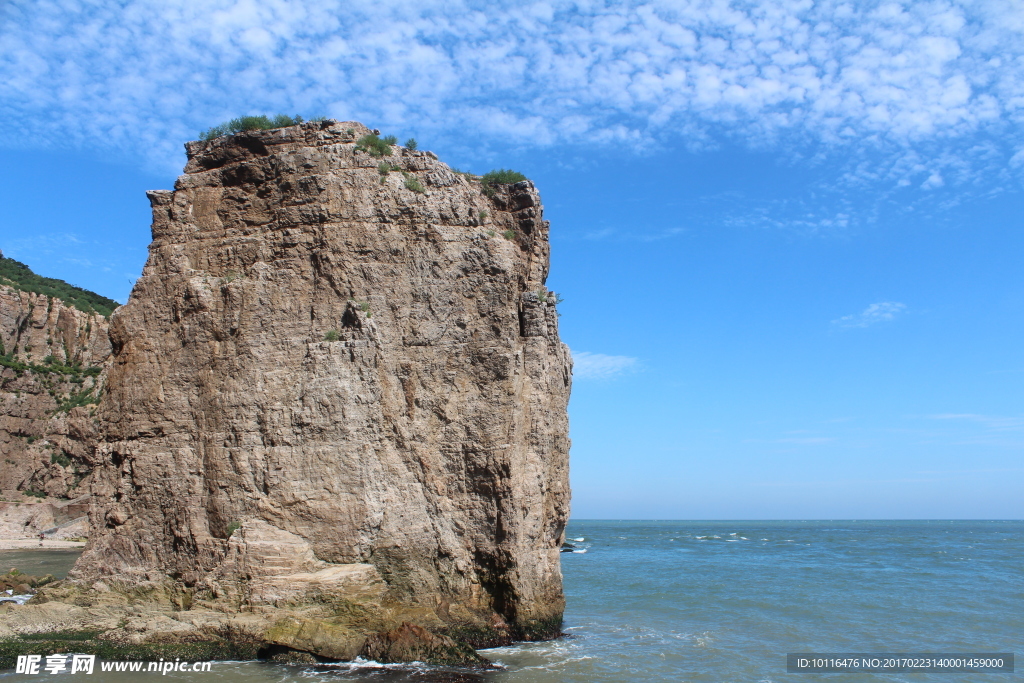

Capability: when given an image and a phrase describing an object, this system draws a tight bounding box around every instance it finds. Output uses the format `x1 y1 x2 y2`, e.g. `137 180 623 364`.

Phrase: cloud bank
2 0 1024 179
572 351 639 379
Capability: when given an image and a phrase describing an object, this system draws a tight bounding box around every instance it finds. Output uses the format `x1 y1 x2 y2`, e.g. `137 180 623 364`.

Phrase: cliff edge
5 120 571 664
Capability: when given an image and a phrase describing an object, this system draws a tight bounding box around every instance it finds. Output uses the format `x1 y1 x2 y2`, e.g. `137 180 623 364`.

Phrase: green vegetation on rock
0 353 102 382
199 114 309 141
402 172 425 194
355 133 395 157
54 387 99 414
481 169 528 197
0 256 119 317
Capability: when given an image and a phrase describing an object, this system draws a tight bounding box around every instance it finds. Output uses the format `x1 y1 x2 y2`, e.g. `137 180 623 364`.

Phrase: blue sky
2 0 1022 518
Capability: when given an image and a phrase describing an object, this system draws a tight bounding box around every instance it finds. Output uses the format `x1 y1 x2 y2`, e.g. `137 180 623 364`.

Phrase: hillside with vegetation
0 253 119 317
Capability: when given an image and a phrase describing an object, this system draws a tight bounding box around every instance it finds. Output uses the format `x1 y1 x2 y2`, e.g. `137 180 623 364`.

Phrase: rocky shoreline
0 576 564 667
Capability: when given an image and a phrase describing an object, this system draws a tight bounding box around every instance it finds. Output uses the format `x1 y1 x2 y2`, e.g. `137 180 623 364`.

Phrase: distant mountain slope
0 252 119 317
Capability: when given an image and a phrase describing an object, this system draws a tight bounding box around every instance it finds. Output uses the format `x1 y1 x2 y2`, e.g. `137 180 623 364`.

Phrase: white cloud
572 351 638 380
0 0 1023 183
833 301 906 328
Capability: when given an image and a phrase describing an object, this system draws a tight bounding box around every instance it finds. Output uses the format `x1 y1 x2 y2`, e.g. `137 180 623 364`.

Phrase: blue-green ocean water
3 520 1021 682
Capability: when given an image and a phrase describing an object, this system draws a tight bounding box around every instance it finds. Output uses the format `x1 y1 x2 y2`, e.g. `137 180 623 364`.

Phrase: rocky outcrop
0 282 111 502
40 119 572 663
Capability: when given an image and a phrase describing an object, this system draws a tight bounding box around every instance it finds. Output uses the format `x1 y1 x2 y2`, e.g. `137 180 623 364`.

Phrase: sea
1 520 1020 682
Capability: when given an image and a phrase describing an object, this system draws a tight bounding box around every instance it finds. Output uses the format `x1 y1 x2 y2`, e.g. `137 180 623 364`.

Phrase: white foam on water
572 549 587 553
0 594 33 605
300 655 495 681
301 657 387 672
301 656 445 672
694 631 715 648
511 654 596 672
572 537 585 542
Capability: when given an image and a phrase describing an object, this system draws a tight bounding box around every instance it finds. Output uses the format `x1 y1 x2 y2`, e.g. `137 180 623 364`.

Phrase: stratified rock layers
73 121 571 645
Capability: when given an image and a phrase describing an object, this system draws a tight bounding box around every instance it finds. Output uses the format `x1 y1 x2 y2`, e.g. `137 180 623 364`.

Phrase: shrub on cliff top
481 169 528 197
199 114 305 141
356 133 395 157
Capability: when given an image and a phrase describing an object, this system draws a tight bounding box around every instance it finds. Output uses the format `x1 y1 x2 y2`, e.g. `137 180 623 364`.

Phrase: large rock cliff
37 120 571 662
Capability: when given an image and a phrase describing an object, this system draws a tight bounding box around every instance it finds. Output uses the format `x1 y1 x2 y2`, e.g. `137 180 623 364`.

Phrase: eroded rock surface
36 120 572 663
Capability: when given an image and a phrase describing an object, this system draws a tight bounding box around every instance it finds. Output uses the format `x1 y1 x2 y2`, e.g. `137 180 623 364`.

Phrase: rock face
66 120 571 659
0 283 110 501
